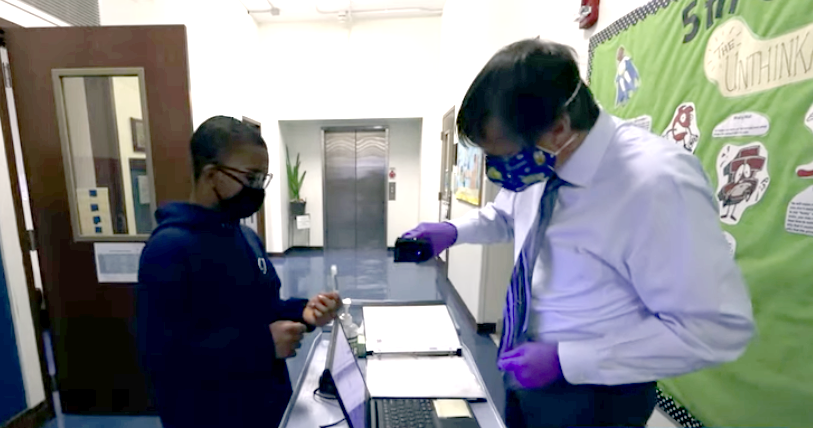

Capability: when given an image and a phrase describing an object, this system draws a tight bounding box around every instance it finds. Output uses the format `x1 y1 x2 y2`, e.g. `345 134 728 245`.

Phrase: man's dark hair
190 116 266 181
457 39 600 148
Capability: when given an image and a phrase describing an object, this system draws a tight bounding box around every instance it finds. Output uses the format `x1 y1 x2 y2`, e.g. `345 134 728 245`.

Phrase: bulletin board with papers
587 1 812 427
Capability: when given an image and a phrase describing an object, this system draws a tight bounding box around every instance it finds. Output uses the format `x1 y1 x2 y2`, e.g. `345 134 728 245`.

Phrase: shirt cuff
558 340 605 385
446 218 475 245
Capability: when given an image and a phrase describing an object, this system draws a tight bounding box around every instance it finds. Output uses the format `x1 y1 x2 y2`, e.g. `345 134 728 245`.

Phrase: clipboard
363 302 462 356
361 302 486 399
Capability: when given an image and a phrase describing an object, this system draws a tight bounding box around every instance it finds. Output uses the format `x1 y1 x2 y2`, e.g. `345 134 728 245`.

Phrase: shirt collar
556 110 615 188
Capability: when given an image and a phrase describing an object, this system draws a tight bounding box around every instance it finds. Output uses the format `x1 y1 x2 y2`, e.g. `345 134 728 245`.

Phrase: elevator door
323 129 388 250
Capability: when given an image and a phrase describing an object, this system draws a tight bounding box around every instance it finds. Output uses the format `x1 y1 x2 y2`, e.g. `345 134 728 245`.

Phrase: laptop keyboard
380 399 435 428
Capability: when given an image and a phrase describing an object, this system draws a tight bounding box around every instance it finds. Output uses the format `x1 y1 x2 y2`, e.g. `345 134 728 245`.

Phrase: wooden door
0 26 193 414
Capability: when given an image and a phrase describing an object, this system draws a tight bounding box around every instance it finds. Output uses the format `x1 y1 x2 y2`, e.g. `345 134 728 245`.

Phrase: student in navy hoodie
137 116 341 427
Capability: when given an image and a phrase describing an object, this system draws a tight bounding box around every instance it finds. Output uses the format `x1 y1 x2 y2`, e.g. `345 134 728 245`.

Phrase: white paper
363 305 460 354
137 175 151 204
712 112 770 138
366 355 486 399
94 243 145 283
785 186 813 236
296 215 310 230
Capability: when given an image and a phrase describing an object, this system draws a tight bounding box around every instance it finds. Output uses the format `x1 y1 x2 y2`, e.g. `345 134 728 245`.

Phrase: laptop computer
326 323 480 428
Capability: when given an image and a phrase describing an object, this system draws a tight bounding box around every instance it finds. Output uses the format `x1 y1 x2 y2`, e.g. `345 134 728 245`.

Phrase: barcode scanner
394 237 434 263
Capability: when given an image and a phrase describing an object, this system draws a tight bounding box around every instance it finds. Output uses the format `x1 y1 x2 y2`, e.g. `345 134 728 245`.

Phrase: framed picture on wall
130 118 146 153
454 144 484 206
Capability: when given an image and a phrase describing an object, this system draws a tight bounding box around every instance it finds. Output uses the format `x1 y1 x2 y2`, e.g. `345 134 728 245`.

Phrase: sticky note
432 399 472 419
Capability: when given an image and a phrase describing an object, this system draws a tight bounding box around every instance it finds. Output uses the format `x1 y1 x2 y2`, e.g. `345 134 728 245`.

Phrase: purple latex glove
402 222 458 257
498 342 563 389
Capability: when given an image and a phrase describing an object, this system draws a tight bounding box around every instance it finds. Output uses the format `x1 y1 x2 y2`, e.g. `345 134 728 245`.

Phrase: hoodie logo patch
258 258 267 275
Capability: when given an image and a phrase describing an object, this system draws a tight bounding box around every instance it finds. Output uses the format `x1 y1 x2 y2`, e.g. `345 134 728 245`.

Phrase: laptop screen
332 324 368 428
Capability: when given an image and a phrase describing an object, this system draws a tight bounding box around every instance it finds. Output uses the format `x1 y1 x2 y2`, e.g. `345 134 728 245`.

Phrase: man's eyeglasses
216 165 273 189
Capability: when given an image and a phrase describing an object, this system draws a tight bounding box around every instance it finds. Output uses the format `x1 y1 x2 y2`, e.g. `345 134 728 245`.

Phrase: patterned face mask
485 147 557 192
483 81 582 192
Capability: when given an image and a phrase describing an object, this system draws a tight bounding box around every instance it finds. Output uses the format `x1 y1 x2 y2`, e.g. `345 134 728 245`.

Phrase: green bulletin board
588 1 812 427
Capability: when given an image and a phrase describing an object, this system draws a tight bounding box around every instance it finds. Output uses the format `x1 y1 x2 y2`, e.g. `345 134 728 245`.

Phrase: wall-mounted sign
94 242 144 283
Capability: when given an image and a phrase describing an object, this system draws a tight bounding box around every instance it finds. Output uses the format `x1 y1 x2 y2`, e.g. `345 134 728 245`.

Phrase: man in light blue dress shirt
404 39 754 427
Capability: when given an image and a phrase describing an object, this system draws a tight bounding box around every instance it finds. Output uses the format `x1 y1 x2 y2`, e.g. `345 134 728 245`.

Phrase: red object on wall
578 0 599 29
389 170 396 179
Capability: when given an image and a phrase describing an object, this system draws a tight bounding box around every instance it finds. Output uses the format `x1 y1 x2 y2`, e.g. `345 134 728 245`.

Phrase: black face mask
214 168 265 219
218 185 265 220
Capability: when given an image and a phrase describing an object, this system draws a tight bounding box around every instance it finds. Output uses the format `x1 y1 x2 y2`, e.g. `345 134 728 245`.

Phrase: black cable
313 387 338 402
313 387 344 427
319 417 346 428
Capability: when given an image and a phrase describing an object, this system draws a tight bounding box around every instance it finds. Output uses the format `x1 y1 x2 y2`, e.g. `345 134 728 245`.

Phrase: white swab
330 265 339 292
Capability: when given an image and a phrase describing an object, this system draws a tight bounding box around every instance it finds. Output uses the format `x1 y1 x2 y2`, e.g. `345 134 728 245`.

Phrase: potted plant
286 146 307 216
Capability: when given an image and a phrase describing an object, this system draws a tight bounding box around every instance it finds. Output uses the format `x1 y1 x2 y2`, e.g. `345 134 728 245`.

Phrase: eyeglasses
216 165 273 189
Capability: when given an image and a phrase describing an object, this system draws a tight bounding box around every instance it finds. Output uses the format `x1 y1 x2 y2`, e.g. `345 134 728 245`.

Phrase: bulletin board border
587 0 677 84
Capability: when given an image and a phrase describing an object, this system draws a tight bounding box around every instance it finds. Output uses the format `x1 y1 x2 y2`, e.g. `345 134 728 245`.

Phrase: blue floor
43 249 501 428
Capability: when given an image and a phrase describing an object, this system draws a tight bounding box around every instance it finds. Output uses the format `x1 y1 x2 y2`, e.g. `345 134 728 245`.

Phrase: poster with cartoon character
785 105 814 236
663 102 701 153
615 46 640 106
716 143 770 225
454 144 483 206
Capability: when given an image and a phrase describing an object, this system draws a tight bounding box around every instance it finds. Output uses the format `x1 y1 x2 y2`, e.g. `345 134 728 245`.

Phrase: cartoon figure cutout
663 103 701 153
716 143 771 225
785 105 813 236
796 105 814 178
615 46 640 106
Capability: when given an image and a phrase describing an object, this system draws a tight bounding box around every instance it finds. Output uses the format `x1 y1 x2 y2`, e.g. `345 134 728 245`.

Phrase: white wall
100 3 443 254
386 120 423 243
100 0 265 128
279 118 421 249
258 16 442 252
100 0 283 247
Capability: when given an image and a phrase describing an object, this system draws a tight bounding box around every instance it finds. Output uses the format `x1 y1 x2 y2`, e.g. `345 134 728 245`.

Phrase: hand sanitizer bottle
338 298 358 352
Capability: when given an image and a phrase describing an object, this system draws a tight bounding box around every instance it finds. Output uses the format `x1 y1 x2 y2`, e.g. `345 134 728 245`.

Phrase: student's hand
498 342 562 389
269 321 307 359
303 292 342 327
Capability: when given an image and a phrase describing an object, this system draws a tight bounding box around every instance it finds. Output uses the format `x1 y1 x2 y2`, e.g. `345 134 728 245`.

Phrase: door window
52 69 155 240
